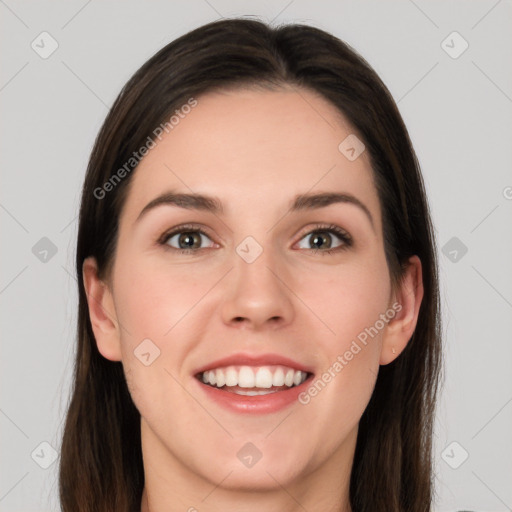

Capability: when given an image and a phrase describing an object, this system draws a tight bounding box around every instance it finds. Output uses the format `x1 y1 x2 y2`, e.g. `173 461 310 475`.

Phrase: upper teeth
200 365 308 389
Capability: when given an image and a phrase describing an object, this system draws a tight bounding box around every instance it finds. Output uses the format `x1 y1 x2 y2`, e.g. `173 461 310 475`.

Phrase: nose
220 247 295 331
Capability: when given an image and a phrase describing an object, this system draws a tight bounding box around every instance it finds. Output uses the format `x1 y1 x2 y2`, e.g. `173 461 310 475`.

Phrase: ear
82 256 122 362
380 255 424 365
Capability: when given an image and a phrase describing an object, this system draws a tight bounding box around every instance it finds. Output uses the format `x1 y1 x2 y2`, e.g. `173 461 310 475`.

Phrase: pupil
312 232 331 249
179 232 199 248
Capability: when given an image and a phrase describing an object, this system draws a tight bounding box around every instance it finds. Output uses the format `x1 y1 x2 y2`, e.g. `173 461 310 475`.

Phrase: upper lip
193 352 315 376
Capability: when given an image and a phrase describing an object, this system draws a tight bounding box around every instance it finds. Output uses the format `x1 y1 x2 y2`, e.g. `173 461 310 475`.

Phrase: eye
158 223 352 255
296 224 352 254
158 224 216 253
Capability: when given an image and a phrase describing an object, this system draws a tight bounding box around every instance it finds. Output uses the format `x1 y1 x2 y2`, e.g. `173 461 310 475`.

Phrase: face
86 87 416 493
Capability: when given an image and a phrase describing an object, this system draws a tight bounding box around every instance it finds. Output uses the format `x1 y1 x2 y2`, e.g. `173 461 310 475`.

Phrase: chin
208 463 302 491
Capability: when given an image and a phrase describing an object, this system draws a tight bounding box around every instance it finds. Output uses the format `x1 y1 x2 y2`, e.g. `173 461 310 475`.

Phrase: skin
83 87 423 512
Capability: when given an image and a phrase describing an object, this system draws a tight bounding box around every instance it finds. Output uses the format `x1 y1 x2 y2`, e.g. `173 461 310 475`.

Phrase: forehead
121 87 380 227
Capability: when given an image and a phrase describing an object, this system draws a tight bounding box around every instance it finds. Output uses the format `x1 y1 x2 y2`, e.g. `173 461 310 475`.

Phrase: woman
59 18 442 511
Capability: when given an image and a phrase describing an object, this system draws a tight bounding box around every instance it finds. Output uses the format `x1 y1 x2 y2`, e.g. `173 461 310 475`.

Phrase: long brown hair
60 18 442 512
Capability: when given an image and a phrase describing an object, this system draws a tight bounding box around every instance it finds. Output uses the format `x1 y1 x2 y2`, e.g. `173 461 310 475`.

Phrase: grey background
1 0 511 510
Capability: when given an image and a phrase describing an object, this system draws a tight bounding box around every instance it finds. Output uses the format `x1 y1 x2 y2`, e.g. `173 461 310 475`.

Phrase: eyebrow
135 190 374 230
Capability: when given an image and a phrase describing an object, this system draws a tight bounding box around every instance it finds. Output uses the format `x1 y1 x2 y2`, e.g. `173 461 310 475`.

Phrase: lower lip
194 376 313 414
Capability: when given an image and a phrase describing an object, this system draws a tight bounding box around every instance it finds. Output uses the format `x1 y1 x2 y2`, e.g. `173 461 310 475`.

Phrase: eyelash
157 223 353 255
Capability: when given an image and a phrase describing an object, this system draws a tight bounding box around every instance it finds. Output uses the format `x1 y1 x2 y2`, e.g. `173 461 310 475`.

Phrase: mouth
193 362 314 414
196 365 312 394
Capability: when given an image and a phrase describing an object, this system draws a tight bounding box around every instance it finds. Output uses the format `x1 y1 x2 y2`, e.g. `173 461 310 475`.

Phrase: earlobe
82 257 122 362
380 255 424 365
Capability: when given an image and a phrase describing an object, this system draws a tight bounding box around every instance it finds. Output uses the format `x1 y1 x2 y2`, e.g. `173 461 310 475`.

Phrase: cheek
112 254 217 414
113 251 212 340
293 253 390 417
297 252 391 349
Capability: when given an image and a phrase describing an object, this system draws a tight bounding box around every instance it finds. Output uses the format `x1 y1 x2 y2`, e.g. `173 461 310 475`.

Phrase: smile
197 365 310 395
193 354 315 414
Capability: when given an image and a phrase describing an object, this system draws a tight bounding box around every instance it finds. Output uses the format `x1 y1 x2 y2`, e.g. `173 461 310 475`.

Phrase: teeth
255 367 273 388
239 366 255 388
225 367 238 386
273 367 285 386
215 368 225 387
199 365 308 389
232 389 280 396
